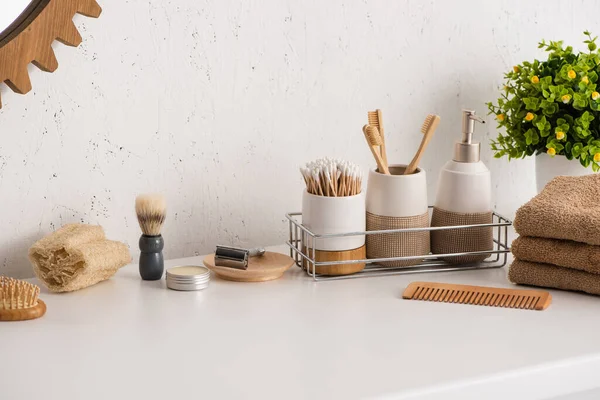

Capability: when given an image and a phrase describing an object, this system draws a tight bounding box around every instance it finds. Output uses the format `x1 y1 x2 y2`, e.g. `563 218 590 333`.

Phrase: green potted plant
488 31 600 192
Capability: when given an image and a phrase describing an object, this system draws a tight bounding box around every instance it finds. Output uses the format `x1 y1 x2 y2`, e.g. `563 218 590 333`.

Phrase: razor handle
139 234 164 280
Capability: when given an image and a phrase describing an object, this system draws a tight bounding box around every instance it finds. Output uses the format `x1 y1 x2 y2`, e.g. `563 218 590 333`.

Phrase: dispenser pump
454 109 485 163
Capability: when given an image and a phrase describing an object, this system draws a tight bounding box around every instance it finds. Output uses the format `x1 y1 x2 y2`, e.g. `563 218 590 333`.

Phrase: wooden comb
402 282 552 310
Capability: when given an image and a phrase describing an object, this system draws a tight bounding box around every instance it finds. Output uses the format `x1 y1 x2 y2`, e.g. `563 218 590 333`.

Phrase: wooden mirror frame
0 0 101 108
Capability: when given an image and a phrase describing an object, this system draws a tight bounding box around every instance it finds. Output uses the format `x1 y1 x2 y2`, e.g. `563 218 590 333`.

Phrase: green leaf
524 97 541 110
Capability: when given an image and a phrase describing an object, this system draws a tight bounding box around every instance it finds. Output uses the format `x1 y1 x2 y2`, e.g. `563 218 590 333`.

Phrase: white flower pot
535 153 592 193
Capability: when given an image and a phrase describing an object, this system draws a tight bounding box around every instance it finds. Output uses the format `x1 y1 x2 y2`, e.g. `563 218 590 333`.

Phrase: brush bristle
367 111 379 128
0 276 40 310
421 114 439 134
365 125 383 145
135 193 167 236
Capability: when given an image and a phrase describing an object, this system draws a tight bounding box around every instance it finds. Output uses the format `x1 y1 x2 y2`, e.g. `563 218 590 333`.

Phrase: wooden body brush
363 125 390 175
404 114 441 175
0 276 46 321
135 194 167 281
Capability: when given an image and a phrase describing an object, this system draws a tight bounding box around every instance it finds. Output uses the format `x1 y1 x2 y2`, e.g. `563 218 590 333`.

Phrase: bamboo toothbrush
0 276 46 321
368 109 388 168
404 114 441 175
135 193 167 280
363 125 390 175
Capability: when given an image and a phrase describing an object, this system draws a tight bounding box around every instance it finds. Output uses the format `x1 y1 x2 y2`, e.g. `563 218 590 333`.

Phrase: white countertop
3 246 600 400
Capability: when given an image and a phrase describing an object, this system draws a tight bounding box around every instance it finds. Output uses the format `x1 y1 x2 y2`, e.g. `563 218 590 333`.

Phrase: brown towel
514 174 600 245
29 224 131 293
512 236 600 274
509 259 600 296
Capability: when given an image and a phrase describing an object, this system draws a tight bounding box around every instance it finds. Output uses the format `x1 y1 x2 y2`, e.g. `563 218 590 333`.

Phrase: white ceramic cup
366 165 428 217
301 190 366 251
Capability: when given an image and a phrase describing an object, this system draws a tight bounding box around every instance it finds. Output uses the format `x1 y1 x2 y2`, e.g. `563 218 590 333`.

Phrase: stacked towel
509 174 600 296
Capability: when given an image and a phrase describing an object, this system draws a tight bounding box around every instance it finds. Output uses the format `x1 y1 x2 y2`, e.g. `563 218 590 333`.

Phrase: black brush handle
139 234 164 280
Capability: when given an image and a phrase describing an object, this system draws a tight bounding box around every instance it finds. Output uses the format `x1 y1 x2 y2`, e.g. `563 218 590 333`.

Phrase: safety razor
214 246 266 270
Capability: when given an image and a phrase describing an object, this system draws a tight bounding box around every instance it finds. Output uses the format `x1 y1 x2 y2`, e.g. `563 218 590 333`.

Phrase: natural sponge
29 224 131 293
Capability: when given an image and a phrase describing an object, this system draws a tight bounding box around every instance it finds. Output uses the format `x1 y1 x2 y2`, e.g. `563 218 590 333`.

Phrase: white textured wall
0 0 596 277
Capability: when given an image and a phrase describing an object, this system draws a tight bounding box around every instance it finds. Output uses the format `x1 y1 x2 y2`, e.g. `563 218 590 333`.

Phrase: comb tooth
426 288 437 301
509 295 520 308
420 287 433 300
411 286 424 299
458 291 469 303
478 292 488 305
433 289 444 302
466 291 478 304
440 289 448 302
523 296 534 309
518 296 529 309
475 292 485 305
484 293 495 306
479 292 489 305
436 289 446 302
449 290 461 303
530 297 541 310
430 288 441 301
460 291 471 304
499 295 510 307
443 290 454 302
512 296 521 308
471 292 481 305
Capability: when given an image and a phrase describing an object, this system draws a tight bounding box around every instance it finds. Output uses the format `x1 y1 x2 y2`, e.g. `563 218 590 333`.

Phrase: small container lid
166 266 210 291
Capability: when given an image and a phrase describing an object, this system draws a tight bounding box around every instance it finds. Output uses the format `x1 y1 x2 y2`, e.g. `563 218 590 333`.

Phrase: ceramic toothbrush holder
301 190 366 275
366 165 430 267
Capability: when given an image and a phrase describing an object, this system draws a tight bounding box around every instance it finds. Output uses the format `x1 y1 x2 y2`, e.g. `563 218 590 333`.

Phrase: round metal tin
166 265 210 291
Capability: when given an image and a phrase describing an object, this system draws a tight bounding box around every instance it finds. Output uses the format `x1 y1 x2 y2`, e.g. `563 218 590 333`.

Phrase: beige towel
509 259 600 296
29 224 131 293
514 174 600 245
512 236 600 274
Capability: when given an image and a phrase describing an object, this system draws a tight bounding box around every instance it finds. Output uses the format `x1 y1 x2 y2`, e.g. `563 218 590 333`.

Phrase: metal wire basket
286 207 512 281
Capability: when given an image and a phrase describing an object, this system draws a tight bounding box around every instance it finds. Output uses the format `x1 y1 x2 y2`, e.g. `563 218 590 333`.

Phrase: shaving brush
135 193 166 280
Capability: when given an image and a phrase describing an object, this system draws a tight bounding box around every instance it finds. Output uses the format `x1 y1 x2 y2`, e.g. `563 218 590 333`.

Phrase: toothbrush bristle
365 125 383 145
421 114 438 134
367 111 379 128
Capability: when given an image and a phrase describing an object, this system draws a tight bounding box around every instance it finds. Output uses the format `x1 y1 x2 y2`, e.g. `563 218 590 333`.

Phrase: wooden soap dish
203 251 295 282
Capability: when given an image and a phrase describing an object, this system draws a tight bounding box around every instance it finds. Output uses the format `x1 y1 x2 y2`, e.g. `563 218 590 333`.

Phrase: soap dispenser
431 109 493 264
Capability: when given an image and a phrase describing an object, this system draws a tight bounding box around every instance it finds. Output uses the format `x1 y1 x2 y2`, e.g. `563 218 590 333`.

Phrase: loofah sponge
29 224 131 293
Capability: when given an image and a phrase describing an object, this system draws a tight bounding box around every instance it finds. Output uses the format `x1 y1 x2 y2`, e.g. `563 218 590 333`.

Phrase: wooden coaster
203 251 295 282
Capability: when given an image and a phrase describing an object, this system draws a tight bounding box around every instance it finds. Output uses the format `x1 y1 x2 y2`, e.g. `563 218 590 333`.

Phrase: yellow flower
592 91 600 101
525 112 535 121
562 94 572 104
595 153 600 163
496 114 505 121
582 76 590 84
556 131 565 140
568 70 577 79
547 148 556 156
531 75 540 84
513 66 520 73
